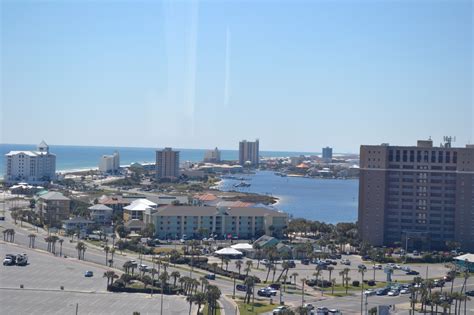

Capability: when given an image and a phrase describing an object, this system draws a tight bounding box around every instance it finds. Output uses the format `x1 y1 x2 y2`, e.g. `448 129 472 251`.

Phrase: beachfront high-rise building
322 147 333 162
358 139 474 251
203 147 221 163
239 139 259 166
156 148 180 180
99 151 120 174
4 141 56 184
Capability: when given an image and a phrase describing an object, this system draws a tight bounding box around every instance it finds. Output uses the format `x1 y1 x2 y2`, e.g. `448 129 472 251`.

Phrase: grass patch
325 292 352 297
201 304 221 315
153 247 175 254
236 300 276 315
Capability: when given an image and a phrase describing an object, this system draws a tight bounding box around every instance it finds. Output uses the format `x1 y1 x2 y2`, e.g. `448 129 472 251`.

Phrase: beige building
149 205 288 239
156 148 179 180
37 191 70 227
358 139 474 251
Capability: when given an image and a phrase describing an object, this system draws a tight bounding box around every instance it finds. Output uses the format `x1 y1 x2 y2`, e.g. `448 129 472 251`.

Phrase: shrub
352 280 360 287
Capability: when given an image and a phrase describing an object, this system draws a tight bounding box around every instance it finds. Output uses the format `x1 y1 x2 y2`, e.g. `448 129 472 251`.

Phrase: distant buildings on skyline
203 147 221 163
322 146 333 162
358 138 474 251
99 151 120 174
156 147 180 180
239 139 259 166
4 141 56 184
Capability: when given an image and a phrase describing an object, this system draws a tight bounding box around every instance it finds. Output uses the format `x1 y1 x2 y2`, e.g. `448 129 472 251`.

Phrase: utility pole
75 303 79 315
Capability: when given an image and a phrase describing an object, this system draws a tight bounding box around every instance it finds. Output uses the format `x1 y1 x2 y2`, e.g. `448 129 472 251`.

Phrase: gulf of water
0 144 317 175
217 171 358 223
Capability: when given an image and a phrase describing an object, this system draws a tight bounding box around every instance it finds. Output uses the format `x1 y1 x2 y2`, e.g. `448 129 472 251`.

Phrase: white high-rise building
203 147 221 163
99 151 120 173
4 140 56 184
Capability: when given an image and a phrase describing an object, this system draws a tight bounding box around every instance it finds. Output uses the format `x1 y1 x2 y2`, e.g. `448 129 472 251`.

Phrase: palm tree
76 241 86 260
245 260 253 277
277 260 290 282
193 292 206 315
104 245 110 266
186 294 195 315
223 257 230 271
327 266 334 294
159 271 169 315
28 234 36 248
109 248 115 267
358 266 367 315
235 260 243 275
265 263 273 283
171 271 180 287
300 278 307 306
205 284 221 315
103 270 118 289
243 276 255 304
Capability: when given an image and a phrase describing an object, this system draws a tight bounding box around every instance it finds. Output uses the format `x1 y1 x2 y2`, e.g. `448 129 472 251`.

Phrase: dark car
376 288 390 296
84 271 94 277
205 274 216 280
466 290 474 297
269 283 281 290
287 260 296 268
236 284 247 292
406 270 420 275
301 259 310 265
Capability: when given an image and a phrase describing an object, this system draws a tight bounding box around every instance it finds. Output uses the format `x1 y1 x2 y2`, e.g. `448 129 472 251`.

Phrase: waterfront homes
88 204 113 226
36 191 71 227
149 205 288 240
4 141 56 184
98 195 130 218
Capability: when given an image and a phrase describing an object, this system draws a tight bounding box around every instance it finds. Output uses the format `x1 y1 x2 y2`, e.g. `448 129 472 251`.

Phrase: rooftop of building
88 204 113 211
153 205 287 217
38 191 70 201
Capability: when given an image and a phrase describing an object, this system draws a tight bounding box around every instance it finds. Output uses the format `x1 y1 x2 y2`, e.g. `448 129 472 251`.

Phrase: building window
402 150 407 162
438 151 443 163
388 150 394 162
410 150 415 162
396 150 400 162
417 151 421 162
446 151 451 163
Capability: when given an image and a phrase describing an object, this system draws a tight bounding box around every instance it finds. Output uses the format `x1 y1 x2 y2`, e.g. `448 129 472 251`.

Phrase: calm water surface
217 171 358 223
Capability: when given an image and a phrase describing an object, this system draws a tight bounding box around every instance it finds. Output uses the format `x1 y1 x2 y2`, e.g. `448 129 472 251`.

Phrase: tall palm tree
243 276 255 304
205 284 221 315
211 263 218 276
171 271 180 287
104 246 110 266
76 241 86 260
300 278 307 306
28 234 36 248
192 292 206 315
235 260 243 275
358 266 367 315
245 260 253 277
291 272 298 286
59 239 64 257
223 257 230 271
200 277 209 293
186 294 195 315
327 266 334 294
159 271 170 315
103 270 118 289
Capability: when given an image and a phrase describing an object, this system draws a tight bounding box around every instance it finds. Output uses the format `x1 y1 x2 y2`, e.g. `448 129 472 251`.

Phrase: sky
1 0 472 153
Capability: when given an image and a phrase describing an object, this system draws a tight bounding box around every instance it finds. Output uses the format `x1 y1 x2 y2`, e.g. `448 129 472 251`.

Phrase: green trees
300 278 306 306
245 260 253 277
326 266 334 294
103 270 118 289
28 233 36 248
171 271 180 287
243 276 255 304
76 241 86 260
235 259 243 276
192 292 206 315
205 285 221 315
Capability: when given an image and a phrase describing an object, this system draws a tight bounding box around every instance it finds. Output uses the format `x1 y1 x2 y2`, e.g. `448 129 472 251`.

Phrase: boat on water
234 182 251 188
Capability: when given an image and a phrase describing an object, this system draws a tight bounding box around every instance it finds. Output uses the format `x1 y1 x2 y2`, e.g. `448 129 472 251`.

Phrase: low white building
99 151 120 173
4 141 56 184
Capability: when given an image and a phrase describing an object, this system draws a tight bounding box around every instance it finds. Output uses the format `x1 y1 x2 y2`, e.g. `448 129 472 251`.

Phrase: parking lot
0 242 192 315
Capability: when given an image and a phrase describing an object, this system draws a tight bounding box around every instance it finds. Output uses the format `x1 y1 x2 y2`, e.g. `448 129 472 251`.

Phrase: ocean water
0 144 317 175
217 171 359 223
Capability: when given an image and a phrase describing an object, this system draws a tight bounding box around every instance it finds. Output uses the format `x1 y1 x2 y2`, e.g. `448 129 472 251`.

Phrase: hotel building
358 139 474 251
156 148 180 180
4 141 56 184
239 139 259 166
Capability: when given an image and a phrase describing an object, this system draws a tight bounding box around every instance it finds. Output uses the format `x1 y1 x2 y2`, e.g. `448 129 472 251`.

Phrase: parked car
358 264 367 270
388 290 400 296
443 275 453 282
205 274 215 280
264 287 277 296
340 259 351 265
401 266 411 272
301 259 310 265
287 260 296 268
273 306 290 314
376 288 390 296
236 284 247 292
84 271 94 277
364 289 376 296
257 288 272 297
466 290 474 297
269 283 281 290
406 270 419 275
374 264 383 270
400 288 410 294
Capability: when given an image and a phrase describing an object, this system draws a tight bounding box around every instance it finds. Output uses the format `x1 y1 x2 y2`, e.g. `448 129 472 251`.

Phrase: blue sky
1 0 472 153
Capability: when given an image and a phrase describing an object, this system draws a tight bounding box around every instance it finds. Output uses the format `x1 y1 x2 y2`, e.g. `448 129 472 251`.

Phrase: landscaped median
231 296 277 315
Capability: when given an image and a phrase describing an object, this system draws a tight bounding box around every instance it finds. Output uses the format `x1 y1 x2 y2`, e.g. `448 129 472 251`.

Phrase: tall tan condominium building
156 148 179 180
358 139 474 251
239 139 259 166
